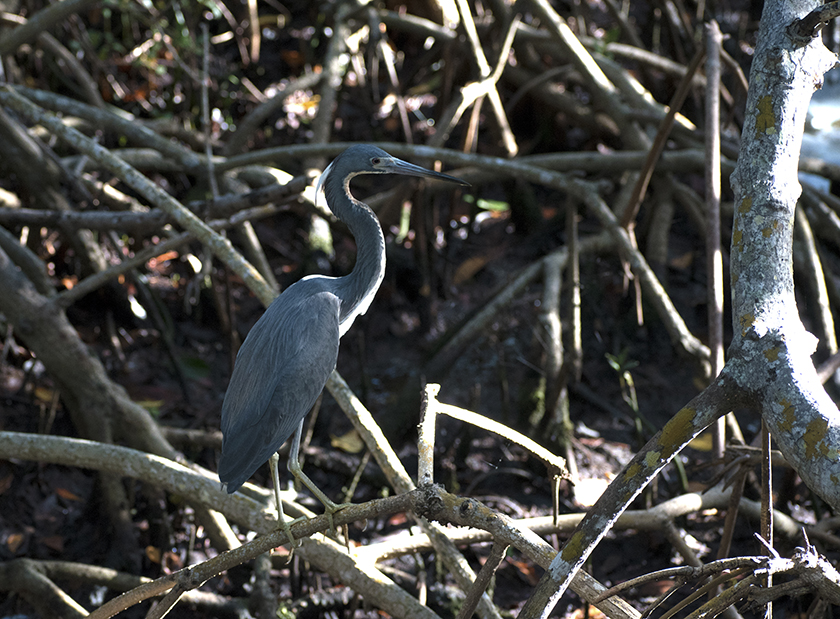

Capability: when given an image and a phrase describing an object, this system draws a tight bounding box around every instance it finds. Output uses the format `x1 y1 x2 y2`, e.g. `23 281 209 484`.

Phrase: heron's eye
371 157 381 165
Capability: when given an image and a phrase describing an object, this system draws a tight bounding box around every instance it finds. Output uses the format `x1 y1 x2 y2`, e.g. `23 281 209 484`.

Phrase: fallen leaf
453 255 491 286
387 513 408 526
688 432 713 452
56 487 83 502
41 535 64 552
331 430 364 454
146 545 162 564
570 605 606 619
669 252 694 270
507 556 540 586
34 386 56 403
639 580 674 597
0 473 13 495
7 532 25 553
161 550 183 574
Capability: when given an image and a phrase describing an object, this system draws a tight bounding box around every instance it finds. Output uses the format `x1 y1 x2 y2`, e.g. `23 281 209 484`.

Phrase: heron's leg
269 452 302 546
288 422 351 534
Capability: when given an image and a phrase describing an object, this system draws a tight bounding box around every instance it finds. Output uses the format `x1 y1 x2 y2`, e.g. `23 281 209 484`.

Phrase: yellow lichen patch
764 347 780 362
732 226 743 250
756 95 776 137
623 461 642 482
762 220 779 237
778 398 795 432
803 417 829 459
644 450 661 468
739 313 755 336
738 197 753 214
560 530 586 563
658 406 697 459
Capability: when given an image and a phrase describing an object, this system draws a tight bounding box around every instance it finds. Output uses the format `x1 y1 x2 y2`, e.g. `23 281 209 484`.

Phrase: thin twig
428 391 568 477
325 374 503 619
0 86 274 308
788 1 840 44
705 21 726 459
619 45 706 228
456 542 509 619
417 384 438 487
0 0 100 55
595 558 760 603
761 421 774 617
201 24 219 200
53 202 287 307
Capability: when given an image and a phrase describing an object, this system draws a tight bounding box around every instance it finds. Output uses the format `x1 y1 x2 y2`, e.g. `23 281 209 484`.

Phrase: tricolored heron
218 145 467 539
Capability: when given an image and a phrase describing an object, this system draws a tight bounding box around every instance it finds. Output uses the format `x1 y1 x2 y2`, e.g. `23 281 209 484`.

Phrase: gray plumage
218 145 467 496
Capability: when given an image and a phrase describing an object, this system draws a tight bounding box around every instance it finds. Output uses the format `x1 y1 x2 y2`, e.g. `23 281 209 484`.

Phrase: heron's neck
333 196 386 332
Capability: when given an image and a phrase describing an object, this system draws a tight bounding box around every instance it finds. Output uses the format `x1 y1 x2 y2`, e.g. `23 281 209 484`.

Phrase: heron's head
317 145 467 202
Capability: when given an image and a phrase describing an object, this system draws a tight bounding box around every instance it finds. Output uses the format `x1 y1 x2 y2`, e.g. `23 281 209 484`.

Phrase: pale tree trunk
727 0 840 507
519 1 840 616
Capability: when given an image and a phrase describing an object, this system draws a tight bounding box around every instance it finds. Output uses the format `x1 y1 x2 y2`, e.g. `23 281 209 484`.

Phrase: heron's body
218 219 384 492
217 283 341 492
217 145 466 520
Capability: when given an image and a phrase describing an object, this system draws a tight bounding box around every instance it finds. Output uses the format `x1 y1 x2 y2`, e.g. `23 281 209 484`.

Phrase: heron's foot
277 515 306 547
321 499 353 537
288 460 352 536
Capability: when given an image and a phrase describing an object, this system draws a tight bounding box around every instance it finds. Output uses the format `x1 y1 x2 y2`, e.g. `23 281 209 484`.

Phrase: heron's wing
218 286 340 492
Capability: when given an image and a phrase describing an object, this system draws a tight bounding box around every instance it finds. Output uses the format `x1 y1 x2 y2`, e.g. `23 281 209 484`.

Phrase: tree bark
728 0 840 510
